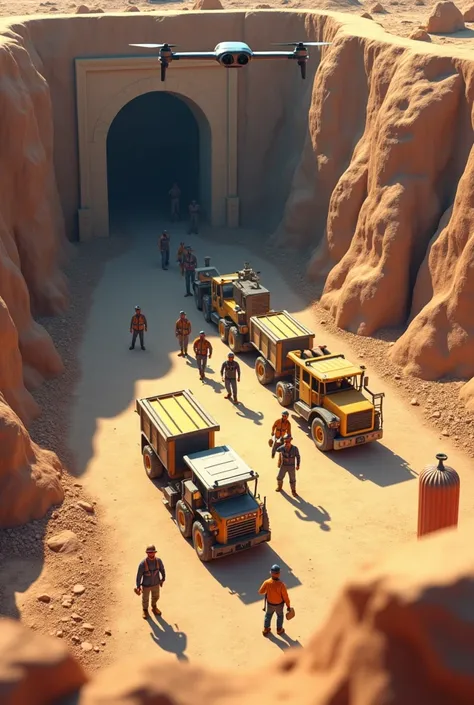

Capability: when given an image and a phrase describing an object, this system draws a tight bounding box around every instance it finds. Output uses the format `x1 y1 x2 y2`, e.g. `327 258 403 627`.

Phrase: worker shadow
148 616 189 662
280 492 331 531
234 402 264 426
290 414 417 487
204 545 301 605
267 632 302 650
203 377 225 394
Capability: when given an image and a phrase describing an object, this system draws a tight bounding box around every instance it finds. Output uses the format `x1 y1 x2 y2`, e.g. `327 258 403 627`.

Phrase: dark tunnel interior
107 91 200 230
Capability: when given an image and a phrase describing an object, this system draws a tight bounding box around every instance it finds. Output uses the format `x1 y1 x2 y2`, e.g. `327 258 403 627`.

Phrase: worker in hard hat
129 305 147 351
258 564 291 637
269 410 292 458
221 352 241 404
175 310 192 357
193 330 213 381
274 434 300 497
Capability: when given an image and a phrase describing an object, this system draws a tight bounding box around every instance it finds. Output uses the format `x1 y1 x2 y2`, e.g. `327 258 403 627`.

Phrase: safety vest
131 314 146 331
143 558 162 581
272 418 291 438
176 318 191 335
193 337 212 356
183 254 197 271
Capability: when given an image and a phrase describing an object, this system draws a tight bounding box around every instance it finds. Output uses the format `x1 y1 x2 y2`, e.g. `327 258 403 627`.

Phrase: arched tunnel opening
106 91 203 230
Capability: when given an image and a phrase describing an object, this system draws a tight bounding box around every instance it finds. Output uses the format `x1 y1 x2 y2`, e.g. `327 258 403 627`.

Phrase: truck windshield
324 377 356 393
222 283 234 299
210 482 247 502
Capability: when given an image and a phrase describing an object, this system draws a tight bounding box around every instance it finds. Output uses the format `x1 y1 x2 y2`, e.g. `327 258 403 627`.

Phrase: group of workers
168 182 200 233
136 544 293 637
130 230 301 638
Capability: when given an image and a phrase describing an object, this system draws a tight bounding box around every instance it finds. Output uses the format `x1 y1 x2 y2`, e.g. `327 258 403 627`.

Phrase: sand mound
3 521 474 703
192 0 223 9
0 394 64 528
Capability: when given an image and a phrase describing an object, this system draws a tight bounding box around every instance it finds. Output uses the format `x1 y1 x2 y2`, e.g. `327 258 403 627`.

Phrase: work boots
262 627 271 637
290 484 298 498
142 609 149 619
277 628 285 635
152 606 162 616
275 480 283 492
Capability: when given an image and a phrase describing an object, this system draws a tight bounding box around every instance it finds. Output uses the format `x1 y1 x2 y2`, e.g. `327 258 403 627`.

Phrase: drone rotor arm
251 51 296 59
171 51 217 60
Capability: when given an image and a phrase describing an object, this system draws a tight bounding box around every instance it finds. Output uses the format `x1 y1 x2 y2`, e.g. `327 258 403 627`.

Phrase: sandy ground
28 219 470 671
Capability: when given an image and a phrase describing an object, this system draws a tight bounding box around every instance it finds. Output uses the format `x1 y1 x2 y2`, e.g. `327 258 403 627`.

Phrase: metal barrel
417 453 460 538
204 256 211 267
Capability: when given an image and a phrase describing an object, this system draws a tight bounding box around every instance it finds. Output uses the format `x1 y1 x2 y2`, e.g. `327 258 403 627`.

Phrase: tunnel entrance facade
106 91 204 227
75 57 239 240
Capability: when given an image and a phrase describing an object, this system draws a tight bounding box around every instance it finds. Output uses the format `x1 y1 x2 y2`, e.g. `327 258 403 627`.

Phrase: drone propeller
129 43 177 48
272 41 331 46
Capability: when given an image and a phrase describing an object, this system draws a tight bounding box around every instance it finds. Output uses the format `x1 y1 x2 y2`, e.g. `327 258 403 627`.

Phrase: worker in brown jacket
129 305 147 351
158 230 170 270
270 410 291 458
258 564 291 637
175 310 192 357
176 242 186 277
193 331 213 380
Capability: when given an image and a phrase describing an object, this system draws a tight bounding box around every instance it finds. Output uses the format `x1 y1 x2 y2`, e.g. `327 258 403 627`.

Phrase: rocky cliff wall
3 520 474 704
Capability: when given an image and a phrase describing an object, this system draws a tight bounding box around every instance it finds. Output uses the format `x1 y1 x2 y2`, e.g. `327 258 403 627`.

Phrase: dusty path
68 222 474 669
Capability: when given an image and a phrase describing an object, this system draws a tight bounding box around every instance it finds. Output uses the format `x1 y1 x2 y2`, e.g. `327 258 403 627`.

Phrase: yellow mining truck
201 262 271 353
135 389 271 561
249 311 384 452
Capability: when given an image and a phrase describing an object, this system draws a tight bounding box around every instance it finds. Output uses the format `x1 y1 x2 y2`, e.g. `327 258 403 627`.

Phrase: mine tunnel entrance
106 91 208 230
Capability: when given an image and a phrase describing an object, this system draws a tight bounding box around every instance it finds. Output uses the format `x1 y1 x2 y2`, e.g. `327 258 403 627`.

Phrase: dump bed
136 390 220 479
249 310 315 375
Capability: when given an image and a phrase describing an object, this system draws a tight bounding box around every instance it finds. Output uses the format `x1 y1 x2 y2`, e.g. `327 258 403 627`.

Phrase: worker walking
188 200 200 234
269 410 291 458
258 564 292 637
129 305 147 351
221 352 241 404
169 183 181 220
275 434 300 497
175 310 192 357
159 230 170 270
135 544 166 620
193 330 213 380
176 242 186 277
183 245 198 297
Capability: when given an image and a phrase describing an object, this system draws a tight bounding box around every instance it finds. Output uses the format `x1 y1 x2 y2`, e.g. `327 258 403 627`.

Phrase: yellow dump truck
135 389 271 561
249 312 384 452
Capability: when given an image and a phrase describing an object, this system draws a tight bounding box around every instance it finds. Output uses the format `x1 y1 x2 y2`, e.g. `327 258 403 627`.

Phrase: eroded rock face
3 522 474 704
0 394 64 528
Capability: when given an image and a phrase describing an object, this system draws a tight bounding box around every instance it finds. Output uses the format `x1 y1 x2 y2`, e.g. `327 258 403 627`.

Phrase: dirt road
68 223 474 668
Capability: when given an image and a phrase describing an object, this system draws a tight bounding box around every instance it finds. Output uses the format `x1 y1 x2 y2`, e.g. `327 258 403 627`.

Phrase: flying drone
128 40 332 82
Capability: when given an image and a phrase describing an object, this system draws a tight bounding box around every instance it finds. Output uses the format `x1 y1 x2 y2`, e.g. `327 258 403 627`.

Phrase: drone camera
237 53 249 65
220 53 235 65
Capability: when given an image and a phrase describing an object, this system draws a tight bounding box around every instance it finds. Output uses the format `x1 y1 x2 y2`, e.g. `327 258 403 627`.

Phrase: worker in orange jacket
175 310 192 357
258 564 291 637
193 331 213 380
269 410 291 458
129 305 147 351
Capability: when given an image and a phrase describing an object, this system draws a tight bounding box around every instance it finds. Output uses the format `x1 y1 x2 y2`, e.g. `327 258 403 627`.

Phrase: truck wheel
276 381 294 407
192 520 214 562
175 500 193 539
262 505 270 532
143 445 163 479
255 356 275 385
310 417 336 452
202 295 212 323
228 326 243 353
219 319 230 343
194 286 203 311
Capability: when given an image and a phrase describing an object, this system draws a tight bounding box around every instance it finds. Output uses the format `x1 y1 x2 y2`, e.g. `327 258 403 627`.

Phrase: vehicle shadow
290 414 417 487
267 632 302 650
203 544 301 605
280 492 331 530
148 615 189 661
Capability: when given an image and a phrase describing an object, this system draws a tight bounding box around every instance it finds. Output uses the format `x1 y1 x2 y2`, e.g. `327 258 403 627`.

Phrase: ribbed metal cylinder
417 453 460 538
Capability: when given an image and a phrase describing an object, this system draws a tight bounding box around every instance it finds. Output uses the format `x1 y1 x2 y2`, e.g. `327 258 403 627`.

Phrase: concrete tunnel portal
106 91 210 229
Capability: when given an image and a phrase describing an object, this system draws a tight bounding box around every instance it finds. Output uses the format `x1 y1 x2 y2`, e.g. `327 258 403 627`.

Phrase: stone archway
75 57 239 240
106 90 210 228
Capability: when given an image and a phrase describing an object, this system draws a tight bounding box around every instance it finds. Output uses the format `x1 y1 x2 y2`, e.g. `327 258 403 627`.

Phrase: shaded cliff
3 520 474 704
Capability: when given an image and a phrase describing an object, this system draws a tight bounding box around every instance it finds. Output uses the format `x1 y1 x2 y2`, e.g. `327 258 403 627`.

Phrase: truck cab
193 261 221 311
201 263 271 354
178 445 271 561
276 351 385 452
